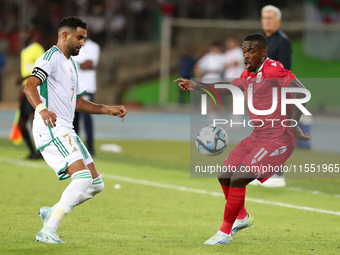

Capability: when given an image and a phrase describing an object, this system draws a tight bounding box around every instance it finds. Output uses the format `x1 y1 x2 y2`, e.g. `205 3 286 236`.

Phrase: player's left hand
105 105 127 121
290 126 312 141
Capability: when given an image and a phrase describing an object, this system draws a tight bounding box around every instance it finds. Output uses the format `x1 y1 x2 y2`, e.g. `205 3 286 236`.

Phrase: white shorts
39 129 93 180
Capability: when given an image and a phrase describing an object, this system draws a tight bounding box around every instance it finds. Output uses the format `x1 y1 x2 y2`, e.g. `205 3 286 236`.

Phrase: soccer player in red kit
174 33 311 245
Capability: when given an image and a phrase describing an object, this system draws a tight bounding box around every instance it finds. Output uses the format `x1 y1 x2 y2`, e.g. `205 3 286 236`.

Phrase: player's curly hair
58 16 87 31
244 33 268 49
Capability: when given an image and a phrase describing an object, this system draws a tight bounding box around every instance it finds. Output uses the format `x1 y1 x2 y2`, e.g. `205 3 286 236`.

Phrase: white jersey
72 39 100 93
223 47 244 79
197 52 225 83
31 45 86 149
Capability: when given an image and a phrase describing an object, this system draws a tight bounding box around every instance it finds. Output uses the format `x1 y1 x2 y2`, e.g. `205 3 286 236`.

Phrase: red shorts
224 135 295 183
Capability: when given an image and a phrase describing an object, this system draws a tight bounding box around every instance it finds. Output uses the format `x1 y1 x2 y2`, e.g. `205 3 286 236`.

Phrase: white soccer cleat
38 207 53 227
35 229 65 244
231 214 254 236
203 232 232 245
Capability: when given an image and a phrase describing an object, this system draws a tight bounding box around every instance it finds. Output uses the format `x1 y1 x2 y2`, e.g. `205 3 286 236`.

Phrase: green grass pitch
0 138 339 255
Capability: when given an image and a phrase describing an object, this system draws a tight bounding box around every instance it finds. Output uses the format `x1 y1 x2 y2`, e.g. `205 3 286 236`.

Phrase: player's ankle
217 230 231 237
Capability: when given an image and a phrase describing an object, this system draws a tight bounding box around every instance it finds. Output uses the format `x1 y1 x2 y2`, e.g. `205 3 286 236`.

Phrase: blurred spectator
223 37 244 80
72 37 101 156
16 25 45 159
130 0 154 41
195 41 225 83
0 0 258 52
87 3 106 46
262 4 312 151
109 12 126 43
177 47 195 104
262 4 291 70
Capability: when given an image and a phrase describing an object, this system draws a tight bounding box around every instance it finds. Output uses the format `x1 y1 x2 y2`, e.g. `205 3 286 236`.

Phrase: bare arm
79 60 95 70
23 76 57 127
288 79 312 141
76 96 126 121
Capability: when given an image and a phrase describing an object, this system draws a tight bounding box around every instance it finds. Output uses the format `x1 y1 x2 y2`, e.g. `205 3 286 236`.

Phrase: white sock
75 175 105 206
44 170 93 231
217 230 231 237
45 205 65 230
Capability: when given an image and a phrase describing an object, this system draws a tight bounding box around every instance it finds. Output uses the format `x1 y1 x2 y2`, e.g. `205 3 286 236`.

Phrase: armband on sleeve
31 67 48 83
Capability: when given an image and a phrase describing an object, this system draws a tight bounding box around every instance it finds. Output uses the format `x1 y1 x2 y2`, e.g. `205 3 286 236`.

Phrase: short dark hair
244 33 268 49
210 41 222 48
58 16 87 31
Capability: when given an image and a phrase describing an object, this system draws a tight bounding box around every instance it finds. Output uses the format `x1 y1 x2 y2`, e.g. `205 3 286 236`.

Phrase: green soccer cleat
203 232 232 245
38 207 53 228
231 214 254 236
35 229 65 244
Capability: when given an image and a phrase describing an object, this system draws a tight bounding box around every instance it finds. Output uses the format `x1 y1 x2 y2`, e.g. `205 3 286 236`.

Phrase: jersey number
63 134 73 146
71 88 75 101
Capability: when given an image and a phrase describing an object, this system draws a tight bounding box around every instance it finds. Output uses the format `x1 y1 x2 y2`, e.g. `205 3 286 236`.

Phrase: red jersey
232 58 296 140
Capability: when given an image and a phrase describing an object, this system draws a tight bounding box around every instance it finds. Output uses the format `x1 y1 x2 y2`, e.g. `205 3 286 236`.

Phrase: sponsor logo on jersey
270 146 287 156
256 72 262 83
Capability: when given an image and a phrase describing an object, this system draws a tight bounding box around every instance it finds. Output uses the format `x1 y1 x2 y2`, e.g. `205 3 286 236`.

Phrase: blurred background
0 0 339 151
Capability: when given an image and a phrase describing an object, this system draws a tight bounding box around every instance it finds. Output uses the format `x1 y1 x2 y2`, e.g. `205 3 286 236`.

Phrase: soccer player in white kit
24 16 127 243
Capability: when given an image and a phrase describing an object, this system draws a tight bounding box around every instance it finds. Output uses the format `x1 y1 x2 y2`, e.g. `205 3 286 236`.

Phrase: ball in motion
195 125 228 156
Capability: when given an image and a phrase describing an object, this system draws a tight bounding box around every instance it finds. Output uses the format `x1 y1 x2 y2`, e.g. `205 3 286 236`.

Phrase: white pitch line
0 157 48 169
1 157 340 216
102 173 340 217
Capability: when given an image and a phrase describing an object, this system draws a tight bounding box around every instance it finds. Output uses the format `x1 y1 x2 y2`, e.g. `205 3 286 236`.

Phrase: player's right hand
174 78 195 91
40 109 57 128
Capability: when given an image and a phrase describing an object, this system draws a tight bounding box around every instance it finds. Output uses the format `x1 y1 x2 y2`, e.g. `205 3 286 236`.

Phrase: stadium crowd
0 0 293 55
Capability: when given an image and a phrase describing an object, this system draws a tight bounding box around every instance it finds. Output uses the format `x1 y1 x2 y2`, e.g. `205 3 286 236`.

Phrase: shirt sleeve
75 61 86 97
268 63 296 88
30 55 53 84
231 71 246 90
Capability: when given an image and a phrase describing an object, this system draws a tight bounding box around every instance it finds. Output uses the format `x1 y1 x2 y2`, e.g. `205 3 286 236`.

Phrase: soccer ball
195 125 228 156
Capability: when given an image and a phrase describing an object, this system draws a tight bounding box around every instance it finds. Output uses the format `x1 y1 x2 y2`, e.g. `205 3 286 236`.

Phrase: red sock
221 185 248 219
237 206 248 220
221 185 229 200
220 187 246 235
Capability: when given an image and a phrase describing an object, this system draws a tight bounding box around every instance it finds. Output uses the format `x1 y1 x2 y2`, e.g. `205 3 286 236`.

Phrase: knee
218 171 231 186
230 176 253 188
230 176 244 188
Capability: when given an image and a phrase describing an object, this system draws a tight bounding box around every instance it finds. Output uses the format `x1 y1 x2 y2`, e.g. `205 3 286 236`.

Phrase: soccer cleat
231 214 254 236
203 232 232 245
35 229 65 244
38 207 53 228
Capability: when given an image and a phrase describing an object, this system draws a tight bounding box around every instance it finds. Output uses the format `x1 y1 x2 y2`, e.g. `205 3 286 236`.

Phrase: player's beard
67 41 80 56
